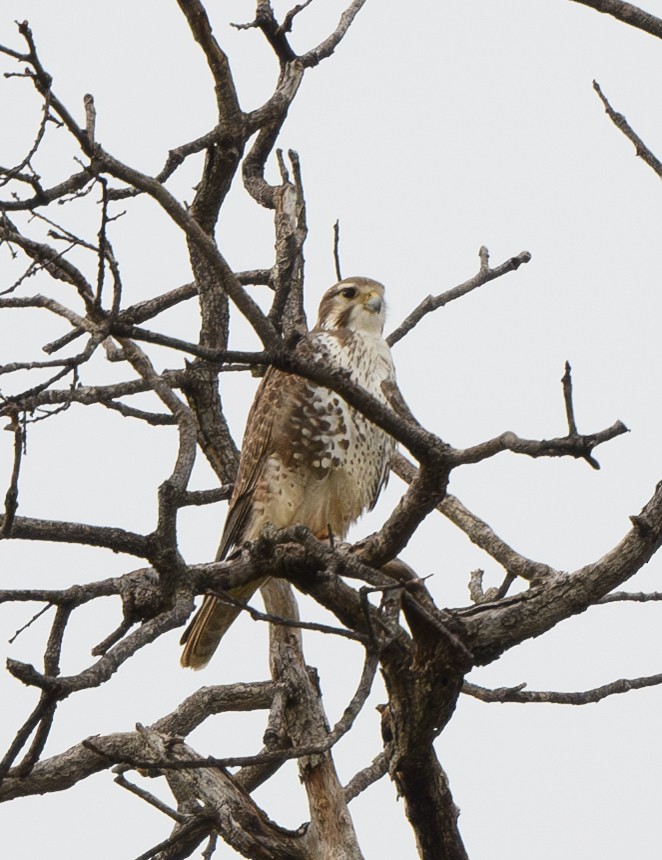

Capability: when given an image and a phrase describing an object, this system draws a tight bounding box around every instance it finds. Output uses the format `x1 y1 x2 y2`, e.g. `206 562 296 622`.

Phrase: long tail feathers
180 578 266 669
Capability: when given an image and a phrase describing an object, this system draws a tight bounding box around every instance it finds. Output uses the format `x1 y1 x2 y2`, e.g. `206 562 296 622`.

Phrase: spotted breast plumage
180 277 397 669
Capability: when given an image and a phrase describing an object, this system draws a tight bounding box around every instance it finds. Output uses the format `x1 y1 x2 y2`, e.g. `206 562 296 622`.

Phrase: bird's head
315 277 387 335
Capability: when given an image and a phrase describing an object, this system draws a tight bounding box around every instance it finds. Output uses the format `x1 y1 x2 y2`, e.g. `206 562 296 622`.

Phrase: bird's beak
365 292 382 313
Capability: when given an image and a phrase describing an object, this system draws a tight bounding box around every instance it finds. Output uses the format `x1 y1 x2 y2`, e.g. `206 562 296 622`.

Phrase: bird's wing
217 364 294 559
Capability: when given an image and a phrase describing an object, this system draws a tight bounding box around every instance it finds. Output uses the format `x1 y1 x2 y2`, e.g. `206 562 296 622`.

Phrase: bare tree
1 2 662 858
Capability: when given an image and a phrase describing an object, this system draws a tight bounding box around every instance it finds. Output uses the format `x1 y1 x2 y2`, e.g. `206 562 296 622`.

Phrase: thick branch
0 515 152 557
175 0 243 126
1 682 276 802
262 578 365 860
343 751 388 803
570 0 662 40
243 62 304 208
462 478 662 664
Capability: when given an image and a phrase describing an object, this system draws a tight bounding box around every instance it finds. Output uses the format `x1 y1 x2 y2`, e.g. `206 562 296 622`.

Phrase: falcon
181 277 397 669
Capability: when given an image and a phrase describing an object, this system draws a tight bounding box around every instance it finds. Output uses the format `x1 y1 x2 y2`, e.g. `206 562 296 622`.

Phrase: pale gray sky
2 2 662 857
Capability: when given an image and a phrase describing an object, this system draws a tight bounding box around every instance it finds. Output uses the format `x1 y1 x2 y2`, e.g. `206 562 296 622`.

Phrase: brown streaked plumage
180 277 397 669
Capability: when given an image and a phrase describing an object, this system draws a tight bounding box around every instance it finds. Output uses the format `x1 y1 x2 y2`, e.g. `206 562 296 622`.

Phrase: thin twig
392 452 557 582
114 771 187 823
333 218 342 280
449 421 628 471
8 604 53 644
387 248 531 346
92 620 134 657
210 590 371 643
83 93 96 144
2 411 24 537
98 400 177 426
279 0 316 35
561 361 578 435
463 671 662 705
0 694 58 782
599 590 662 603
593 79 662 178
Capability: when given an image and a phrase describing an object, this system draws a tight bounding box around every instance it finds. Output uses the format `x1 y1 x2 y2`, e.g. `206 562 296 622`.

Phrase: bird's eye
340 287 357 299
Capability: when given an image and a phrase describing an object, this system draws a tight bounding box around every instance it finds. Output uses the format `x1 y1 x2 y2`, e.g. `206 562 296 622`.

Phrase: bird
180 276 397 669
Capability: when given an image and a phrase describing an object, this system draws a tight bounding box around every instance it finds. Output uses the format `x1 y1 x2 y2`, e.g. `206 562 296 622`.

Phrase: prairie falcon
181 277 397 668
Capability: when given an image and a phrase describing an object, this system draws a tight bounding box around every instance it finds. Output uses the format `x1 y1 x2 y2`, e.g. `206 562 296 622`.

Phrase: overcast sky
2 1 662 857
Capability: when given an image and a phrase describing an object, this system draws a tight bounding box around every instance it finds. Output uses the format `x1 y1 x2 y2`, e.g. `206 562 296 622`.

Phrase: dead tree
1 2 662 858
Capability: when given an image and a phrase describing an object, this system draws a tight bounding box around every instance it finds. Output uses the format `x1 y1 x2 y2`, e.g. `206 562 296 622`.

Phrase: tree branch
387 247 531 347
0 515 153 557
462 477 662 664
392 450 558 583
463 671 662 704
299 0 368 67
593 79 662 177
569 0 662 40
449 420 628 469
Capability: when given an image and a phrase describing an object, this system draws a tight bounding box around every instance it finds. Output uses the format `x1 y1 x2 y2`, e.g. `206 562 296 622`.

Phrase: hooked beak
365 292 383 313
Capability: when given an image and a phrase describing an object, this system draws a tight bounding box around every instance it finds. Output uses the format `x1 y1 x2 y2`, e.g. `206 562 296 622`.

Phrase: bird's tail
180 578 266 669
